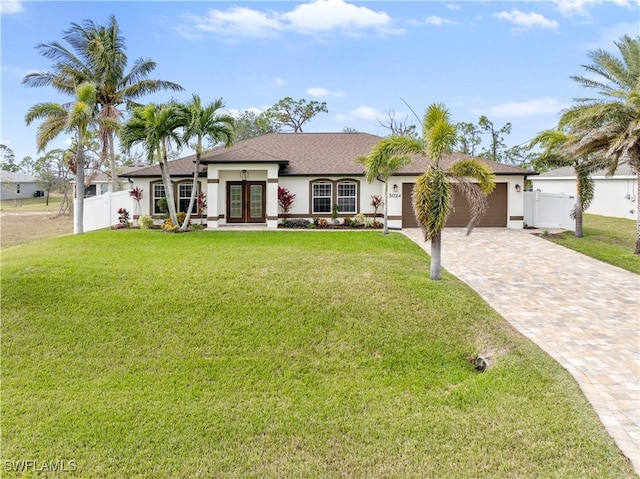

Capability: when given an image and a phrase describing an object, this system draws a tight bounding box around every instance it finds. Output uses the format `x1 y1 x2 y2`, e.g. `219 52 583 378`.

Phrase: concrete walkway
403 228 640 473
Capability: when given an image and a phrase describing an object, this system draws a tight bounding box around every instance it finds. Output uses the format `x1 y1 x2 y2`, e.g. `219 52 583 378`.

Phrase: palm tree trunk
109 132 119 192
574 193 583 238
75 148 85 235
179 152 201 231
430 232 442 280
159 159 178 226
383 180 389 235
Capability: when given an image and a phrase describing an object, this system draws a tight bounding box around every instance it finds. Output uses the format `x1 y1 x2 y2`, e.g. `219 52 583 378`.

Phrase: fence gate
524 191 575 231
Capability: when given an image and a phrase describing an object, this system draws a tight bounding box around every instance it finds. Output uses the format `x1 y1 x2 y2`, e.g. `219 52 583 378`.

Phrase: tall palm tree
413 103 495 280
383 103 495 279
559 34 640 254
355 135 423 235
25 82 115 234
120 103 184 226
529 128 603 238
179 95 235 231
23 15 184 191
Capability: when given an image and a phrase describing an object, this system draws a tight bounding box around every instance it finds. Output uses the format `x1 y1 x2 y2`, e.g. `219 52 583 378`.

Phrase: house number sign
388 193 401 198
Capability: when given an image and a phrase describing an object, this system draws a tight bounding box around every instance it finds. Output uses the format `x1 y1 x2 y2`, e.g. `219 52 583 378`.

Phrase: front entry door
227 181 266 223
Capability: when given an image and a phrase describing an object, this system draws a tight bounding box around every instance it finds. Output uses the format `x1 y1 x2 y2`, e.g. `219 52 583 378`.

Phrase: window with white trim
312 182 332 214
178 183 197 213
337 181 357 214
153 183 166 215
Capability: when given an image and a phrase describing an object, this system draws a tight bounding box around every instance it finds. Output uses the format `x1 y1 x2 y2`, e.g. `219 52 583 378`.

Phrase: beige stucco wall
127 171 527 229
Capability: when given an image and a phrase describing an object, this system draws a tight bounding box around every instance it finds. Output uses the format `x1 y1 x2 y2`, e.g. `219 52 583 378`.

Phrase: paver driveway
403 228 640 473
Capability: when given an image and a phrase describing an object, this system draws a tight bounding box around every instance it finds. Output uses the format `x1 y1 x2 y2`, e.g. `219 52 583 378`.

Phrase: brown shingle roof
120 132 530 178
119 155 204 178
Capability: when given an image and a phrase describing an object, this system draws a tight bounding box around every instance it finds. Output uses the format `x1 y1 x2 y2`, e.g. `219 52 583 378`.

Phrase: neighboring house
0 170 42 201
531 164 638 220
120 132 530 229
80 165 153 197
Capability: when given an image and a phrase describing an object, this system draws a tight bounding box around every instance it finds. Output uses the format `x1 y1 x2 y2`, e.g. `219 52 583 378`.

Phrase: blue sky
1 0 638 164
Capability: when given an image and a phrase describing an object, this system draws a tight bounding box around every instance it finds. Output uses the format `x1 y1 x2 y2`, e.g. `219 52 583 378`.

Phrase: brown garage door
402 182 507 228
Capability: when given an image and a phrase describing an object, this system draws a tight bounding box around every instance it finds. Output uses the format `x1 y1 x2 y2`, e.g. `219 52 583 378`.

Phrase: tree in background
378 109 418 138
478 116 512 163
559 35 640 255
32 149 71 207
0 144 19 172
233 110 281 141
23 15 183 192
180 95 235 230
455 122 482 156
262 97 328 133
25 82 115 234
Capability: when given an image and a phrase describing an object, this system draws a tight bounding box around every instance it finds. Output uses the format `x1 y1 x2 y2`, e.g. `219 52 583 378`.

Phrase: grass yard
547 214 640 274
1 231 635 478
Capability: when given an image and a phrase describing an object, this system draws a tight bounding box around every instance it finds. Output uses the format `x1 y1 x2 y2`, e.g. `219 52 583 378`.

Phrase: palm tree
120 103 184 226
559 35 640 254
25 82 114 234
179 95 235 231
396 103 495 280
356 135 423 235
23 15 184 191
415 103 496 279
529 128 603 238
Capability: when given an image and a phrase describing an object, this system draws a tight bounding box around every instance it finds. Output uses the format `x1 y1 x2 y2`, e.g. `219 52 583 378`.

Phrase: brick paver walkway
403 228 640 473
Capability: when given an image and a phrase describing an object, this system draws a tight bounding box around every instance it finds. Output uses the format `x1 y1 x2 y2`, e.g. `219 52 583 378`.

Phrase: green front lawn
1 231 635 478
549 214 639 274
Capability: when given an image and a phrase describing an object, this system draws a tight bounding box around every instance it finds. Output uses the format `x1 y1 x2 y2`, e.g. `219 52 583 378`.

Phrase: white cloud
494 10 559 30
424 16 458 26
182 7 284 39
473 98 568 118
306 87 347 98
335 105 383 122
284 0 400 35
177 0 404 40
445 4 461 10
552 0 631 17
0 0 23 14
274 77 285 87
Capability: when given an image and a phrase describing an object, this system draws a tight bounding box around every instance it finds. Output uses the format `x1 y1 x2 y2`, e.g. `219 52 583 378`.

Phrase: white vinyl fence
524 190 575 231
77 191 135 233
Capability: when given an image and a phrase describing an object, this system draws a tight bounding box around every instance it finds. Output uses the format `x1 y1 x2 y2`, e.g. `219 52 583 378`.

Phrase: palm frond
449 159 496 195
453 180 489 235
412 166 452 241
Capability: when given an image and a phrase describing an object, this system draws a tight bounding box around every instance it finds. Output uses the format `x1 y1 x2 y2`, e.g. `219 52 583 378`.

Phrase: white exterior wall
531 175 638 220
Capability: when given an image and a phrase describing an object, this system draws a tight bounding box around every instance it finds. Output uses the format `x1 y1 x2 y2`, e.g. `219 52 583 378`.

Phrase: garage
402 182 508 228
